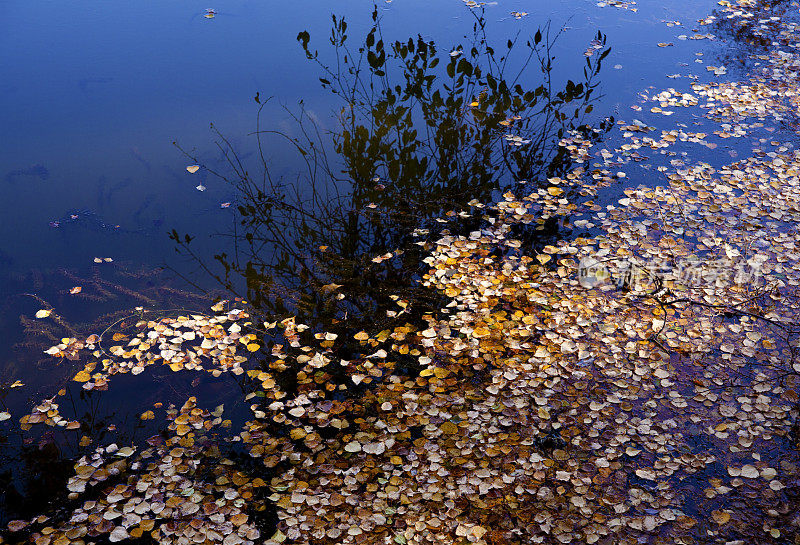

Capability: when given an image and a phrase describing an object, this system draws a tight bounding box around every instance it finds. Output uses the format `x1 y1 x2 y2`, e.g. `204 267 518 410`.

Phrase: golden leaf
711 510 730 524
440 421 458 435
72 370 91 382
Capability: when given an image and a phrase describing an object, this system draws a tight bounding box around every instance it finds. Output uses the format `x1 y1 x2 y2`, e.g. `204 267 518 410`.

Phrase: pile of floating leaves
9 397 264 545
39 303 255 392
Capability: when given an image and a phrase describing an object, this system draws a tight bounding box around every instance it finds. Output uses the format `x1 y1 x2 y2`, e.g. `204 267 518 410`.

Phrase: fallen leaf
73 370 92 382
711 510 730 524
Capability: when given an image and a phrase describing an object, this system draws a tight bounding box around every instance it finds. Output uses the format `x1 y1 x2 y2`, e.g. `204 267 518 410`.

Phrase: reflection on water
174 8 611 333
4 165 50 184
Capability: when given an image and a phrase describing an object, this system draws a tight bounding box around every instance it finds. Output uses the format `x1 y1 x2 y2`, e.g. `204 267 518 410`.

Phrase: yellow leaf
73 370 92 382
69 286 82 294
354 331 369 341
246 343 261 352
440 421 459 435
711 510 730 524
35 309 52 319
186 165 200 173
547 186 564 196
536 254 552 265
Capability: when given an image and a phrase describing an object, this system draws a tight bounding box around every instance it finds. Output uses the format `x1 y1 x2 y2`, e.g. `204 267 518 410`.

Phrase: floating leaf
440 421 458 435
72 370 92 382
109 527 129 542
740 465 759 479
711 510 730 524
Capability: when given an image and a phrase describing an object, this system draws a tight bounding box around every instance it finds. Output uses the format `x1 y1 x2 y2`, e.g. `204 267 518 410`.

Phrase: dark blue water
1 0 720 272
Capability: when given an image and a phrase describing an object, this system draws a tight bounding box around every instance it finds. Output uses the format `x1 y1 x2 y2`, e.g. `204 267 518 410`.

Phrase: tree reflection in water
175 8 612 338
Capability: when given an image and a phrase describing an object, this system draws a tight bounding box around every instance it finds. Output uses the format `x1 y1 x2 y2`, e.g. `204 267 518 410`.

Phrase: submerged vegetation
2 1 800 544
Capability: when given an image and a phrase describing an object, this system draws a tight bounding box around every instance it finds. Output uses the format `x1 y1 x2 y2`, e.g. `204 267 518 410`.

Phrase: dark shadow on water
174 7 613 337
